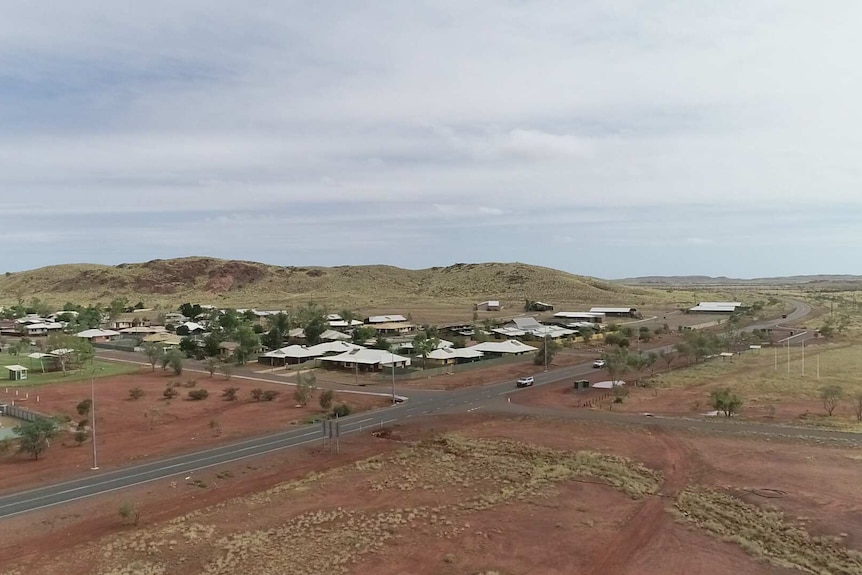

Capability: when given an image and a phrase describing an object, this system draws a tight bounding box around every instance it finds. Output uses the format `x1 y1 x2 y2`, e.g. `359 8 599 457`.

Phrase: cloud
1 1 861 277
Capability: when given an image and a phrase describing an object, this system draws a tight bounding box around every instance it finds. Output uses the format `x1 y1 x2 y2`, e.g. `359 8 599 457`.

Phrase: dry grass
651 341 862 399
64 433 660 575
0 257 699 323
675 487 862 575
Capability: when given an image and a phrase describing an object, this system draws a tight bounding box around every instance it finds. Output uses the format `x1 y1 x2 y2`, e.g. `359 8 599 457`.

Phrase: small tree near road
222 387 239 401
319 389 335 410
219 362 234 380
73 430 88 446
709 388 742 417
166 348 184 375
820 385 844 416
533 338 561 366
128 387 145 400
143 343 163 371
294 372 316 406
205 357 219 378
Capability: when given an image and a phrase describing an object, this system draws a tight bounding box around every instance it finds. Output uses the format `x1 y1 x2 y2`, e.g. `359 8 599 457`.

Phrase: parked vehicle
593 359 606 368
516 376 535 387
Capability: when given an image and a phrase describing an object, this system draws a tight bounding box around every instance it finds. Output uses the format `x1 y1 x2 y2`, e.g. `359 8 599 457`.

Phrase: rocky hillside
0 257 668 314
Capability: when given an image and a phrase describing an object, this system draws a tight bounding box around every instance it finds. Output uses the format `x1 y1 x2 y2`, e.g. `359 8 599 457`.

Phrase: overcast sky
2 1 861 279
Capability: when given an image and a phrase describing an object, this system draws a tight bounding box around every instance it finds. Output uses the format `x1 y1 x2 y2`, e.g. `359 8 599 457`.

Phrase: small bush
331 403 351 418
74 430 88 445
319 389 335 410
188 389 209 401
250 388 264 401
222 387 239 401
163 387 179 400
118 501 140 526
128 387 145 400
182 379 197 388
76 398 92 416
77 418 89 430
261 390 280 401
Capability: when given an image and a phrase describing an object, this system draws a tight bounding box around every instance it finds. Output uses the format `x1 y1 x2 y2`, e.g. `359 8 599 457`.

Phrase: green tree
533 337 561 366
165 348 184 375
13 418 59 460
179 303 203 320
412 333 440 369
710 388 742 417
219 362 234 380
579 327 594 344
303 315 327 346
626 353 652 386
142 342 164 371
603 348 630 386
234 325 260 365
218 309 240 334
108 297 129 320
374 336 390 350
352 325 376 344
820 385 844 416
47 333 94 373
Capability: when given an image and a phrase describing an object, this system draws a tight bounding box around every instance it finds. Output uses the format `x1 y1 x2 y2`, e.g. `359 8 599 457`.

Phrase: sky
2 1 861 279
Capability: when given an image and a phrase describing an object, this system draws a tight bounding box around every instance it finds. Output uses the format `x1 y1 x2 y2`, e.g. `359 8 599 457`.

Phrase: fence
0 403 47 422
374 353 530 382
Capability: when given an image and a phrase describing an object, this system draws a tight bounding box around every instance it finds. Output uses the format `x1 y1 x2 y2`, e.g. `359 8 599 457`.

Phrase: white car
593 359 606 368
516 376 535 388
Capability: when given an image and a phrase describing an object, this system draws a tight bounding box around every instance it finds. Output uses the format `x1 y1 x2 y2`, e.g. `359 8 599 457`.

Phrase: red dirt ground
0 369 389 493
1 414 857 575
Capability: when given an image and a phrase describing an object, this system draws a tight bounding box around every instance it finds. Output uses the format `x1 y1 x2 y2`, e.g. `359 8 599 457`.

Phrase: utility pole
544 334 549 372
90 369 99 470
390 351 396 404
801 339 805 376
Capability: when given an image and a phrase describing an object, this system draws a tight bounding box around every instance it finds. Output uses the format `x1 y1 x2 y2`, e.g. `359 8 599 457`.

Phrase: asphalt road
2 298 849 520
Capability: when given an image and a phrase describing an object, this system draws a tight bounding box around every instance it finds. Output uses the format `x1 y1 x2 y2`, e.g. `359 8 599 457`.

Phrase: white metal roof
4 365 28 372
512 317 543 330
689 303 738 312
427 347 484 360
76 329 120 338
471 340 538 354
491 327 528 337
477 300 500 306
589 307 636 314
366 315 408 324
553 311 604 319
320 329 351 341
319 348 411 366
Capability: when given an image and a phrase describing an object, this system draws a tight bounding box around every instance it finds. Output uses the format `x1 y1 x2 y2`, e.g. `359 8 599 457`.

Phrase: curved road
1 298 847 520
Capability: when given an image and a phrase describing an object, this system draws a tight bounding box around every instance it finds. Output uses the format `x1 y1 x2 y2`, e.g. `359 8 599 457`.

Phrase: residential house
470 339 537 356
492 317 576 340
474 300 502 311
531 301 555 312
218 341 240 359
21 322 64 337
319 348 411 372
76 329 120 343
553 311 605 324
366 315 408 324
370 322 414 335
425 347 484 366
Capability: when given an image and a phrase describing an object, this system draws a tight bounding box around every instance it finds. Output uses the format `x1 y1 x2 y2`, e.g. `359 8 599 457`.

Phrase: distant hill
617 275 862 287
0 258 675 322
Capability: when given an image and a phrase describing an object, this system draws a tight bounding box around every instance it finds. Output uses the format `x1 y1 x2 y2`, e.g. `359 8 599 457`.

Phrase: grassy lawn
650 341 861 401
0 352 139 388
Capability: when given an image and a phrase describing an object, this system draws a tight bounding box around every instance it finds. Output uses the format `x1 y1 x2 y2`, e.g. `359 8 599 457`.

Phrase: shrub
77 418 89 430
261 390 280 401
163 387 179 400
74 430 88 445
187 389 209 401
128 387 145 400
76 398 92 416
319 389 335 410
119 501 140 526
222 387 239 401
182 379 197 388
250 388 264 401
331 403 351 418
